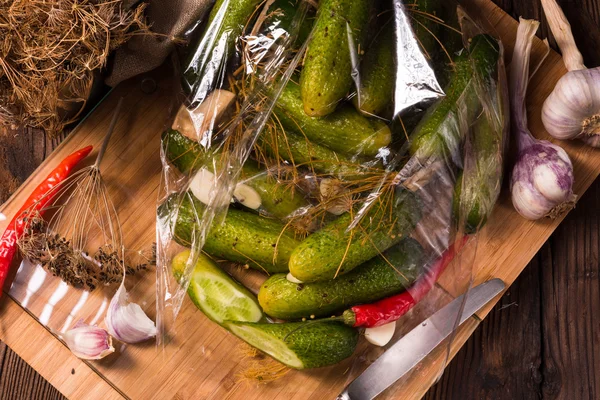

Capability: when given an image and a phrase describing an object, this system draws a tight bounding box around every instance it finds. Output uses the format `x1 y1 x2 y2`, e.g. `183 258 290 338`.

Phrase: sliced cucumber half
227 323 304 369
224 320 359 369
172 251 263 324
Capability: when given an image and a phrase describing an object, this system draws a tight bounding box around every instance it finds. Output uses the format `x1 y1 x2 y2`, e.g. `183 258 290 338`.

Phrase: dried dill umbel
18 215 155 291
0 0 148 134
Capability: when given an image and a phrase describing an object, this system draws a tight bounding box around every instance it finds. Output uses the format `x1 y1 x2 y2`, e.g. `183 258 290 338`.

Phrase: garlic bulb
540 0 600 146
511 142 576 219
105 280 156 344
510 18 576 220
62 321 115 360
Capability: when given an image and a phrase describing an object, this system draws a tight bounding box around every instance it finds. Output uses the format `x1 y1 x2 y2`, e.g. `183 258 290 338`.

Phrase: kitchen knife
337 278 506 400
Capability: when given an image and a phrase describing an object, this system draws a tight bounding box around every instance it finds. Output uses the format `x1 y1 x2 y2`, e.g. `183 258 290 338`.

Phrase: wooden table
0 0 599 398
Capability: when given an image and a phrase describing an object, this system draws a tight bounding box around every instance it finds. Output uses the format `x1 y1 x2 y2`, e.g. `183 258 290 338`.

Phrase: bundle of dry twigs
0 0 148 135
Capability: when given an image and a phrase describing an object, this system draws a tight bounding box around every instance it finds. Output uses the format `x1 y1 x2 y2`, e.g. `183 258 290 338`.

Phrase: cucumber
300 0 371 116
259 238 424 319
162 129 208 174
289 189 422 282
182 0 263 97
275 81 391 157
162 129 309 220
160 193 301 273
453 111 503 233
224 320 358 369
261 0 314 47
353 21 395 117
409 34 500 161
259 125 378 180
172 250 264 323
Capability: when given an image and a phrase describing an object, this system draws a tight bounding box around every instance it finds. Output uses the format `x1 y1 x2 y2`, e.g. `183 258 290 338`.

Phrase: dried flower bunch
0 0 148 134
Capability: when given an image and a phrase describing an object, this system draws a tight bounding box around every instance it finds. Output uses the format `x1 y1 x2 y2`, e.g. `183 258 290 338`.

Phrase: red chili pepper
343 235 470 328
0 145 93 291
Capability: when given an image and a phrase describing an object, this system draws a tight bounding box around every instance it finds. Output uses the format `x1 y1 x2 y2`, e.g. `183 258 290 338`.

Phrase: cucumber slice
224 321 359 369
172 251 263 324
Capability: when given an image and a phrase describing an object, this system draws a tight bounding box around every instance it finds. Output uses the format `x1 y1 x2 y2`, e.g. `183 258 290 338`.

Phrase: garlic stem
509 19 541 152
540 0 586 71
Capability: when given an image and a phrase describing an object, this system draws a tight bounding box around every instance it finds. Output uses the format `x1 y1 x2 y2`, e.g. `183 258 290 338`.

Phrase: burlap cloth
105 0 214 87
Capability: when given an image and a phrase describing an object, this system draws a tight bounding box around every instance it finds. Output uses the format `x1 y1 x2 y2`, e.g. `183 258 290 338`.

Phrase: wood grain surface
0 0 599 399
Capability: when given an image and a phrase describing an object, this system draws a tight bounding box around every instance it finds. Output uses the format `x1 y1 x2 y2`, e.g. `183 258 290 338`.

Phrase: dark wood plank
0 342 65 400
540 178 600 399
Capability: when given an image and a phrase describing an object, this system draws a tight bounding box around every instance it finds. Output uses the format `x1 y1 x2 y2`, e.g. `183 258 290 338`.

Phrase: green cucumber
259 238 423 319
160 193 301 273
353 21 395 117
408 34 500 161
172 250 263 323
162 129 309 220
162 129 207 174
275 81 391 157
289 189 422 282
453 111 503 234
259 125 378 180
182 0 263 96
224 320 358 369
300 0 371 116
261 0 314 47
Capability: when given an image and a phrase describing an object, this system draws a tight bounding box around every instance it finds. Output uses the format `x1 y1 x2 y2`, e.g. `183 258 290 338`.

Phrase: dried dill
0 0 149 134
18 215 155 291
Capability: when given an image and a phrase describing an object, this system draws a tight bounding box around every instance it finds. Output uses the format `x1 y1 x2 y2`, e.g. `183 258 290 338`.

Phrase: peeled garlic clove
365 322 396 347
105 281 156 344
286 273 303 284
319 178 342 198
233 183 262 210
172 90 236 140
320 178 351 215
189 167 232 207
62 322 115 360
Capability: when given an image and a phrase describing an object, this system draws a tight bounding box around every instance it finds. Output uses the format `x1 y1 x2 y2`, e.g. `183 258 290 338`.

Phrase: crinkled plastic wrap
157 0 508 395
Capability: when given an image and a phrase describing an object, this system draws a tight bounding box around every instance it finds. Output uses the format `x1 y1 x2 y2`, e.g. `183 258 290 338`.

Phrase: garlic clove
172 90 236 141
189 167 232 207
364 322 396 347
320 178 351 215
105 280 156 344
62 322 115 360
286 273 303 284
233 183 262 210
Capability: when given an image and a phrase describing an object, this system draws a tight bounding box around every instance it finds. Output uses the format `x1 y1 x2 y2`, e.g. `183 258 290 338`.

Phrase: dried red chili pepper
343 236 470 328
0 145 93 291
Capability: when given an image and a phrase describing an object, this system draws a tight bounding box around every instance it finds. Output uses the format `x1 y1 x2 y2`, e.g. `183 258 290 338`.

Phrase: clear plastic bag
156 0 509 394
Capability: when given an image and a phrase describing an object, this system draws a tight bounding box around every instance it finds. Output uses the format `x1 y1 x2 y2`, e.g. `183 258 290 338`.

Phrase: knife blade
338 278 505 400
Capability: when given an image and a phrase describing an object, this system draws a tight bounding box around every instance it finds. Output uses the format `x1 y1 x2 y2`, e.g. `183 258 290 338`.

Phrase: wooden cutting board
1 1 598 399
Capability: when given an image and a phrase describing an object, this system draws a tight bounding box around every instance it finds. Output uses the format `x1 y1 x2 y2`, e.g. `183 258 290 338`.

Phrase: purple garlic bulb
510 141 577 220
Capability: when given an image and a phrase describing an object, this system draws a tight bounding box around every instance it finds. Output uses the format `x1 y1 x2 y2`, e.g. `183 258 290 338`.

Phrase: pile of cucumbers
162 0 505 371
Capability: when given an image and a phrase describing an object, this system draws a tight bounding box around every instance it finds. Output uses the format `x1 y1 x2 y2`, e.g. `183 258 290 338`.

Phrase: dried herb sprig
16 99 154 290
0 0 148 134
18 214 154 291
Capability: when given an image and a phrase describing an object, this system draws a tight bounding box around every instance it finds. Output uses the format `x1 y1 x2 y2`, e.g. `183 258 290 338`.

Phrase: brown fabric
105 0 214 87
